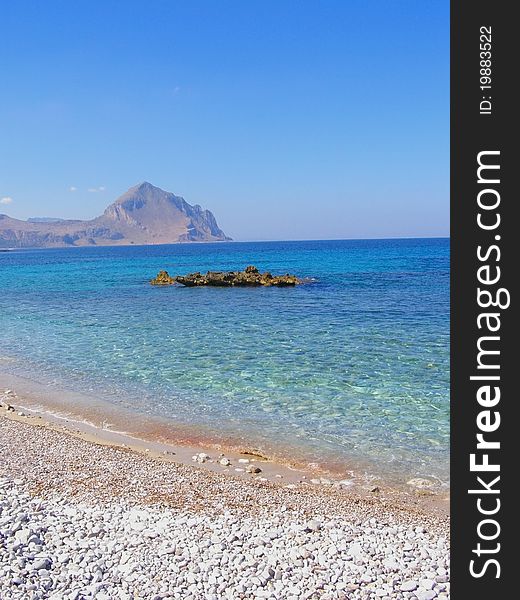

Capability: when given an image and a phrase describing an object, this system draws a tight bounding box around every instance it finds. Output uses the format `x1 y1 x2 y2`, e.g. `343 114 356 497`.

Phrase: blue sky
1 1 449 241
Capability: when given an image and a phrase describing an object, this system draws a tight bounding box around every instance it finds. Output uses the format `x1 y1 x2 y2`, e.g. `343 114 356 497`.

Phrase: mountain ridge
0 183 231 248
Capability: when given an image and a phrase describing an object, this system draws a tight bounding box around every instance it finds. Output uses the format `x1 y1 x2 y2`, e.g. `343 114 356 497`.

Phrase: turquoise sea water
0 239 449 486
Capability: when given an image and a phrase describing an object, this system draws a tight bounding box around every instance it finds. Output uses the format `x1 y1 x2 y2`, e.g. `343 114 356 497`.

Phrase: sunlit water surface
0 239 449 486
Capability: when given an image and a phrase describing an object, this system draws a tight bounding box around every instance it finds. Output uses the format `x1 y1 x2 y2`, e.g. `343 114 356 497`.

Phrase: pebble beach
0 406 450 600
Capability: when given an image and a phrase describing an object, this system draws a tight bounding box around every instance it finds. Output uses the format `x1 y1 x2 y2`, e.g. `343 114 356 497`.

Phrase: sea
0 238 449 488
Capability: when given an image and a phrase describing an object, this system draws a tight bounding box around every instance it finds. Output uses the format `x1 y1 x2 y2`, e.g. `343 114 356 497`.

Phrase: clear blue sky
1 1 449 241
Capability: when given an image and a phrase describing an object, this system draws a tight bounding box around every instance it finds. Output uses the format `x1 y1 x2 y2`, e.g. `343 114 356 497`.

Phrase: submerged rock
406 478 434 489
150 266 301 287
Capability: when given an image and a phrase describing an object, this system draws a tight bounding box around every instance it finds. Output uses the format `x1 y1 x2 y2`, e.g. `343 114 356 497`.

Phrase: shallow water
0 239 449 486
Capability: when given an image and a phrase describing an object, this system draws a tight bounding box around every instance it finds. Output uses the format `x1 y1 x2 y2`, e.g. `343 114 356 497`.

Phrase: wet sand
0 380 449 517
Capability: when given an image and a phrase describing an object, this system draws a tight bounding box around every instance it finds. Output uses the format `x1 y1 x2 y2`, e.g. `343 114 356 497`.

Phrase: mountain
0 183 231 248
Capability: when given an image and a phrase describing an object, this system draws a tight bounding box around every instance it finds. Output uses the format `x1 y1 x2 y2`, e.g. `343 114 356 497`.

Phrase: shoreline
0 377 449 517
0 403 450 599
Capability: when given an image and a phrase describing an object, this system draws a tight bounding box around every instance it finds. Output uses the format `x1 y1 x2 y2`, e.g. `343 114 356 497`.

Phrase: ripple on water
0 239 449 486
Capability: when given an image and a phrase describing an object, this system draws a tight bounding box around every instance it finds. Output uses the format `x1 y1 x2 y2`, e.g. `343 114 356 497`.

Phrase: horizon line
2 235 450 252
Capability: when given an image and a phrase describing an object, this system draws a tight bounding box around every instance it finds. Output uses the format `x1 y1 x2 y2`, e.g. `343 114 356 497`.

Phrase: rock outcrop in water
151 265 301 287
0 182 230 248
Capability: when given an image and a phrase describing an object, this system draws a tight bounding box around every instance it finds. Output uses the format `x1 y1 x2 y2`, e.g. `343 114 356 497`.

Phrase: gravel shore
0 415 450 599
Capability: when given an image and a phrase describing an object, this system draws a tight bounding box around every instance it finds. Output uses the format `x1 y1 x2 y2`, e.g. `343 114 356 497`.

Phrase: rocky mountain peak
0 183 231 248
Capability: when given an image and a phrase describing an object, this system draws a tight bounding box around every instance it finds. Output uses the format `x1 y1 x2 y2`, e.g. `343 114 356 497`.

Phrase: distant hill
0 182 231 248
27 217 66 223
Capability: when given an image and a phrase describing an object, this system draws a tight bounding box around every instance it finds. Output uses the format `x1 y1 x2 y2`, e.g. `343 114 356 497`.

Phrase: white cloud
69 186 77 192
0 196 13 205
88 186 106 193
